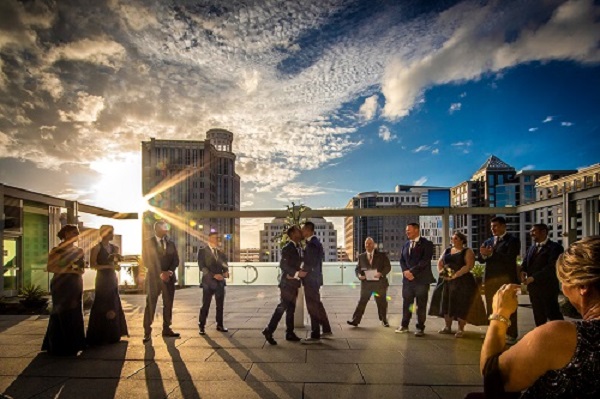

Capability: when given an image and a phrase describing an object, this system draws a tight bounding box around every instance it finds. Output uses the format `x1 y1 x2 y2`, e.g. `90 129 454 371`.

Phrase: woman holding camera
42 224 86 356
86 225 128 345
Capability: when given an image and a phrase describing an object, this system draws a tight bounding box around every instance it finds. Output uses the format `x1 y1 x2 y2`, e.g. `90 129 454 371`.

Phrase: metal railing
183 261 441 286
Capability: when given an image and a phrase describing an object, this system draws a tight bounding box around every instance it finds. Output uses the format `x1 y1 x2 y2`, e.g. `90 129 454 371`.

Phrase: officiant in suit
262 225 307 345
198 230 230 335
478 216 521 344
397 223 435 337
142 220 180 343
520 223 564 326
347 237 392 327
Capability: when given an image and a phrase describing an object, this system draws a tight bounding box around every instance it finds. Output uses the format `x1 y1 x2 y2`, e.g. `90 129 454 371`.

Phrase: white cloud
432 148 439 155
381 0 600 119
413 176 428 186
449 102 462 114
378 125 397 142
240 201 254 208
528 127 538 132
359 95 379 121
561 121 574 126
459 92 467 98
451 140 473 147
413 145 431 153
520 164 536 171
47 38 126 69
543 116 554 123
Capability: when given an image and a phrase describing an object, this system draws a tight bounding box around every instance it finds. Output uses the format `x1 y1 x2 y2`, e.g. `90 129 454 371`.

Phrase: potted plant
19 284 49 310
471 263 485 294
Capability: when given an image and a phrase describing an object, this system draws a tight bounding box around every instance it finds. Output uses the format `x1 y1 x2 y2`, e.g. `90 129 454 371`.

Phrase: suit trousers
198 283 226 328
267 285 298 334
143 278 175 334
528 285 563 326
484 276 518 338
304 282 331 338
351 281 388 324
401 281 429 330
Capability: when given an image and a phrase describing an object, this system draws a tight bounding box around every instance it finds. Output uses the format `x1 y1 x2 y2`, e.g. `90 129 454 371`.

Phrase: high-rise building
141 129 241 266
259 214 338 263
240 248 260 263
451 155 576 251
345 186 449 261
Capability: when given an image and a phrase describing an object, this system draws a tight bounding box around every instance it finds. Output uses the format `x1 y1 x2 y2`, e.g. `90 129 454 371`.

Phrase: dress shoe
142 335 151 343
285 333 301 342
321 331 333 337
199 327 205 335
382 320 390 327
301 337 322 345
395 326 409 333
162 330 180 338
346 320 359 327
262 328 277 345
216 325 229 332
414 329 425 337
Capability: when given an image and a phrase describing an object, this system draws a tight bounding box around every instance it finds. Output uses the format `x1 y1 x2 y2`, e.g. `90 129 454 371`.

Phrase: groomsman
347 237 392 327
520 223 564 326
300 221 332 344
198 230 230 335
142 221 180 343
262 226 307 345
396 223 434 337
479 216 521 345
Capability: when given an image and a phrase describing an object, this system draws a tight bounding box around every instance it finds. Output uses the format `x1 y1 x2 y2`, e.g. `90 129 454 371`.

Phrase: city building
240 248 260 263
141 129 241 268
344 185 450 261
259 213 337 263
529 163 600 244
337 246 350 262
451 155 576 251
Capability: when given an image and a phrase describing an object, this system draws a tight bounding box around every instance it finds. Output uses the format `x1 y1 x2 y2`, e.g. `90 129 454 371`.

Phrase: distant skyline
1 0 600 253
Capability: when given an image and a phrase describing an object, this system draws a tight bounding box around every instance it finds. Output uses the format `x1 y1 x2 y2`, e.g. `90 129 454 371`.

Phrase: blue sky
0 0 599 252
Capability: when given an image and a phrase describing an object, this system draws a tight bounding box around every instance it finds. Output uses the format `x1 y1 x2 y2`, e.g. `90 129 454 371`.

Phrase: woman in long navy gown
86 225 128 345
42 224 86 356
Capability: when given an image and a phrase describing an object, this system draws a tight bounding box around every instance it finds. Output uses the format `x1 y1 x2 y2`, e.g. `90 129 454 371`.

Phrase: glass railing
183 261 441 286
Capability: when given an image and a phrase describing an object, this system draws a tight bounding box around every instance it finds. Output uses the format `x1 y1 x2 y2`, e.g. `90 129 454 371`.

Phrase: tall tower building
141 129 240 267
451 155 575 251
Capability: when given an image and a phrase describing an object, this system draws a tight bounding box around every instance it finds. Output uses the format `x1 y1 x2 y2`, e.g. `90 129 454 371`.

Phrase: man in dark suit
520 223 564 326
142 220 180 343
198 230 230 335
479 216 521 344
300 221 332 344
396 223 434 337
347 237 392 327
262 225 307 345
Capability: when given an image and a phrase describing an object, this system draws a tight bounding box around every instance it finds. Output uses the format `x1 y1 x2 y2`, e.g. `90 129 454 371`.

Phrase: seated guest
474 236 600 398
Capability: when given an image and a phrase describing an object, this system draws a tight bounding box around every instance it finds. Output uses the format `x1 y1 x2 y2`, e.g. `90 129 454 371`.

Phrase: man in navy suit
396 223 435 337
142 220 180 343
198 230 230 335
300 221 332 344
262 225 307 345
520 223 564 326
479 216 521 344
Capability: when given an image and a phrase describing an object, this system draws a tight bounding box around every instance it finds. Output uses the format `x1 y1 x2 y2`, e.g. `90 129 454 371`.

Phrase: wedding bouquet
439 266 454 278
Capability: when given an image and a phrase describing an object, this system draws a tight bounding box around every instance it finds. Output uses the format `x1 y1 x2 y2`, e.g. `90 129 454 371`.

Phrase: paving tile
247 363 364 383
206 348 306 363
432 385 485 399
305 383 441 399
169 381 303 399
0 345 41 358
129 360 252 381
30 378 179 399
178 337 267 349
28 359 149 379
307 349 405 364
0 376 67 399
359 363 482 385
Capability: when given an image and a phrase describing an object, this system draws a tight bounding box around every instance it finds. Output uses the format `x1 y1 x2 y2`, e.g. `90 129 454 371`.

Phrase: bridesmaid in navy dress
42 224 86 356
86 225 129 345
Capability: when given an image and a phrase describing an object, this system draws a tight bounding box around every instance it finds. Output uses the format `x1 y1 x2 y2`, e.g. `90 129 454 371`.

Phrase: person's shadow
164 337 201 399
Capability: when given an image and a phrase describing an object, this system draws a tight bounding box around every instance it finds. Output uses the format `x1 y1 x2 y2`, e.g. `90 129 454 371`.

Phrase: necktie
161 237 166 252
213 247 218 259
368 252 373 265
409 241 415 255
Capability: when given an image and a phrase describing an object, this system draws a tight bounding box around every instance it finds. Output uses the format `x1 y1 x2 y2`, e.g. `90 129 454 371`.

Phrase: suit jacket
279 241 302 289
302 236 324 287
400 237 435 285
355 250 391 287
478 233 520 282
520 240 563 292
142 236 179 283
198 246 229 289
